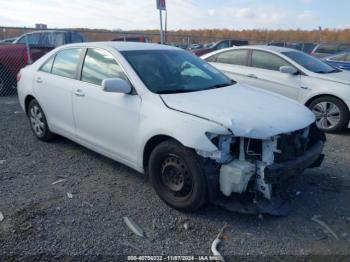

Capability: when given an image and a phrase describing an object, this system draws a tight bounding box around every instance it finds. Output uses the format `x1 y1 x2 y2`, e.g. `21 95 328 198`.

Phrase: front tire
148 140 207 211
28 99 55 141
309 96 349 132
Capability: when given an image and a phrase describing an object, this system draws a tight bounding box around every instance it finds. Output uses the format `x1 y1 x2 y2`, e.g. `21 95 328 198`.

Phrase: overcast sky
0 0 349 30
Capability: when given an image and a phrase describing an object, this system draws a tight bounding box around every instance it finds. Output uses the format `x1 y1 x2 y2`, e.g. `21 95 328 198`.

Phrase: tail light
17 72 21 82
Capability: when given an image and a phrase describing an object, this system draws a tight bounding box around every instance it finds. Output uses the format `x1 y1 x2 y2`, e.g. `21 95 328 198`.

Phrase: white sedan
17 42 325 215
202 45 350 132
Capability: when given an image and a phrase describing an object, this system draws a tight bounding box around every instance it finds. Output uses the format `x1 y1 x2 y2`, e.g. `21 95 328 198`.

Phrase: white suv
17 42 325 215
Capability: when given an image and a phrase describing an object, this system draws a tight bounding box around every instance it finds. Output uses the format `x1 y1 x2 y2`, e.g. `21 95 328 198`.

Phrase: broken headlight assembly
196 123 325 216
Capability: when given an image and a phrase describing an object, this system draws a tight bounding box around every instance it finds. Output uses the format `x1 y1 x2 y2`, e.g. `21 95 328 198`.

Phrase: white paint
202 45 350 112
17 42 315 179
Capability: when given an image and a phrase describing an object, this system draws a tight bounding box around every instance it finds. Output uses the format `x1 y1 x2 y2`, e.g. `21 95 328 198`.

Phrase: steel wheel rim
312 101 341 129
160 155 193 199
30 105 45 136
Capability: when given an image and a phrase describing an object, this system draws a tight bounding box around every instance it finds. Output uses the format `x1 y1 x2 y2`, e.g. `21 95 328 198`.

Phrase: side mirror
280 66 298 75
102 78 132 94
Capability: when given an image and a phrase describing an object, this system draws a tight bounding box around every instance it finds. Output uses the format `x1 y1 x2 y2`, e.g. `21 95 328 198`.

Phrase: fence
0 26 347 97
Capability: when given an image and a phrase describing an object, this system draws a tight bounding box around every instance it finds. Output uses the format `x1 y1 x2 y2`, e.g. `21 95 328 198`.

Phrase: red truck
0 30 85 96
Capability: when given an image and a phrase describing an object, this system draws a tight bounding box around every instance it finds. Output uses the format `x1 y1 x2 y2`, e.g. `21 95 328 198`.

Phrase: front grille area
274 123 326 164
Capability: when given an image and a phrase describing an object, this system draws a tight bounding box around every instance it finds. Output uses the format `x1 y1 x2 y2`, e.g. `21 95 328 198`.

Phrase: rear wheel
309 96 349 132
148 140 207 211
28 99 55 141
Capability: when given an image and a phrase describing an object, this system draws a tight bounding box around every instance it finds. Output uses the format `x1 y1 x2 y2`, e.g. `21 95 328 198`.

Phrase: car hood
160 84 315 139
312 70 350 85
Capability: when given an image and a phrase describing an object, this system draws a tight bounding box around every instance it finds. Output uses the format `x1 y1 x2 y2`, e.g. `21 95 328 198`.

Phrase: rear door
33 48 82 136
206 49 250 83
243 50 301 100
73 48 141 163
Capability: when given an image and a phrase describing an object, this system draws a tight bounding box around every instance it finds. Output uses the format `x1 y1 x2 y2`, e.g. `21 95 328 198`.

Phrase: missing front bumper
264 141 324 184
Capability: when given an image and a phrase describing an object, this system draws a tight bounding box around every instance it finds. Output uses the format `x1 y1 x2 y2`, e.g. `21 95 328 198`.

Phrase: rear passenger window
216 50 248 66
81 48 127 85
39 55 55 73
51 48 82 79
251 51 290 71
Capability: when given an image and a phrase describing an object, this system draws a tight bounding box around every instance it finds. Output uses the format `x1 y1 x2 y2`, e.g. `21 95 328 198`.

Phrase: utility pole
159 9 164 44
156 0 166 44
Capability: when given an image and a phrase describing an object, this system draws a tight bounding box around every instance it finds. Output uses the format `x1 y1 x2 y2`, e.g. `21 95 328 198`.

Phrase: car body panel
201 46 350 119
161 84 314 139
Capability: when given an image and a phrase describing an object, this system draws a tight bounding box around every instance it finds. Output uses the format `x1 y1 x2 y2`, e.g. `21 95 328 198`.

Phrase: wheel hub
312 101 340 129
161 156 192 196
30 105 45 136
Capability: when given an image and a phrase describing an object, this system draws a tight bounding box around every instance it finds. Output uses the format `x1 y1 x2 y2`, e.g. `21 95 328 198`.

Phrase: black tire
308 96 349 132
0 66 13 96
28 99 55 141
148 140 207 211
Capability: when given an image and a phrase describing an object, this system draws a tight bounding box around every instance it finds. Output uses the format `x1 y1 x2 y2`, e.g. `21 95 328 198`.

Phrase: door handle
74 89 85 97
36 77 43 83
247 74 258 79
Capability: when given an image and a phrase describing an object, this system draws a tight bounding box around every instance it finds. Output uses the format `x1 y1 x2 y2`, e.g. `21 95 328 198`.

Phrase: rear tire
148 140 207 211
28 99 55 141
308 96 349 132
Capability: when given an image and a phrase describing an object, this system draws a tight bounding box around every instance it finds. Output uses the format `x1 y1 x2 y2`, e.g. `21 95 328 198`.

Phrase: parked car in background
112 35 150 43
190 43 204 50
17 42 325 216
0 37 17 44
202 45 350 132
13 30 85 47
0 30 85 95
310 43 350 58
191 39 248 56
268 42 317 54
322 51 350 71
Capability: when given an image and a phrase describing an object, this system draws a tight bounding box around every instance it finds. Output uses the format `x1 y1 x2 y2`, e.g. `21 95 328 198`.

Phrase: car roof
239 45 297 53
62 41 179 51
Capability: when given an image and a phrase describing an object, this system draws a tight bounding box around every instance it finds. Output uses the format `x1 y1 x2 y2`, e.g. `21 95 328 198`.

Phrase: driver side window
81 48 128 86
251 51 291 71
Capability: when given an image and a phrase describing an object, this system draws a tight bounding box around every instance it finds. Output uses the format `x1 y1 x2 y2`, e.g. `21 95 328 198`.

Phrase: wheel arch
24 94 36 115
142 134 181 171
305 93 350 113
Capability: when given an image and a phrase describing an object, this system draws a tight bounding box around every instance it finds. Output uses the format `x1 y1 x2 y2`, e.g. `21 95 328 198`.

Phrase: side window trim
79 47 137 94
50 47 83 80
38 54 55 73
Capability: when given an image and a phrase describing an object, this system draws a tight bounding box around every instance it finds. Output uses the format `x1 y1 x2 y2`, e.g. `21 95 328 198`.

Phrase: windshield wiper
315 69 338 74
157 89 198 94
203 80 235 90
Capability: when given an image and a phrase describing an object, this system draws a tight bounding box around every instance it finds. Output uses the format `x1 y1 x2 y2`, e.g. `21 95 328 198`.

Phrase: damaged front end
197 123 326 216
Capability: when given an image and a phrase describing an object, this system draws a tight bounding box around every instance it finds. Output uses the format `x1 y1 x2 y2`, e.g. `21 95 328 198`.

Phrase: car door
32 48 82 136
242 50 301 100
206 49 250 84
73 48 141 163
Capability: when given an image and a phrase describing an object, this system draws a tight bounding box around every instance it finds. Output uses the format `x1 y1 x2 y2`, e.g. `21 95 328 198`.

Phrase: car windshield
282 51 339 74
122 49 234 94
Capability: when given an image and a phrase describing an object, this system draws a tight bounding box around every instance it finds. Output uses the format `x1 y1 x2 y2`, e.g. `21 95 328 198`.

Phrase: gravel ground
0 96 350 261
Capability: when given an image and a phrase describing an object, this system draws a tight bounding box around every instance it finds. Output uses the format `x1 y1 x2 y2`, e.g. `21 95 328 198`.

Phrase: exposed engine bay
196 123 326 216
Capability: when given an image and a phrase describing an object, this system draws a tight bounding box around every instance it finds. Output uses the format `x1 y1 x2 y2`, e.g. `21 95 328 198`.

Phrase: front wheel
148 140 207 211
309 96 349 132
